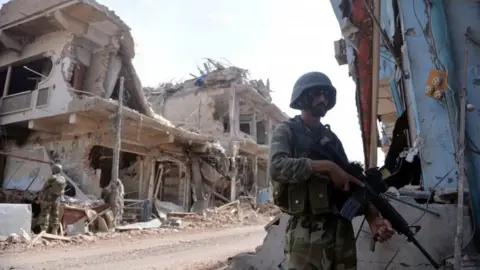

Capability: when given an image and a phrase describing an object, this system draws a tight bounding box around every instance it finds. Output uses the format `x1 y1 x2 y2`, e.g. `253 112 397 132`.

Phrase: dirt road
0 225 266 270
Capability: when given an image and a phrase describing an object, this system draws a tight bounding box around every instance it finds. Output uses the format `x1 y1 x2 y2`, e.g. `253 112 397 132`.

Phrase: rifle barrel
407 233 441 269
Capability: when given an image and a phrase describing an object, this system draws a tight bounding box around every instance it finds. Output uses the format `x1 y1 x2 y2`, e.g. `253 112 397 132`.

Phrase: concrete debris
0 203 32 237
178 201 279 229
116 218 162 231
145 59 272 103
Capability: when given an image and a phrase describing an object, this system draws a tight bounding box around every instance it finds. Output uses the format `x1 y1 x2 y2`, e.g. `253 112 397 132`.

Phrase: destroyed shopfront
0 0 230 232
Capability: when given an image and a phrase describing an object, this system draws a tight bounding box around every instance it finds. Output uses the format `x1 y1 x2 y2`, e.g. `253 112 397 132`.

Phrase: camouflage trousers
284 215 357 270
37 199 61 233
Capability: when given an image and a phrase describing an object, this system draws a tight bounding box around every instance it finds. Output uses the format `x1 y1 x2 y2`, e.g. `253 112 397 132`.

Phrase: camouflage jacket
268 116 347 184
39 174 66 200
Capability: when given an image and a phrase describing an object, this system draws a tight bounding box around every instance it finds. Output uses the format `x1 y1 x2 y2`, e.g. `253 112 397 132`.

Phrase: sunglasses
307 89 329 98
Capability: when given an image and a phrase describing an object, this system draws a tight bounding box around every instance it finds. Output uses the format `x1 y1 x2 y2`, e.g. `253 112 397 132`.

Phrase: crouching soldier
36 163 66 234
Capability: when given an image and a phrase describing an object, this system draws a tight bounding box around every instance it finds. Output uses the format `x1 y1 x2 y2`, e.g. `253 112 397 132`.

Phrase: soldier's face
307 88 329 117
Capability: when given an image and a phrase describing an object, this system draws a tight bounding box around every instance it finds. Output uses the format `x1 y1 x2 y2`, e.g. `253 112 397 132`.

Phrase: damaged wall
0 0 152 126
2 131 148 199
150 89 226 138
0 31 76 125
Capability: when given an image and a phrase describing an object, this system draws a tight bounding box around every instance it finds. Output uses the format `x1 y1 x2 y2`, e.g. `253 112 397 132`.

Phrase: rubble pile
177 200 276 229
0 224 186 250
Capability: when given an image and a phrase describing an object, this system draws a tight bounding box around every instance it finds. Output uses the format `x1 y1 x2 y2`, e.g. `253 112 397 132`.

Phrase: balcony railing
0 87 50 115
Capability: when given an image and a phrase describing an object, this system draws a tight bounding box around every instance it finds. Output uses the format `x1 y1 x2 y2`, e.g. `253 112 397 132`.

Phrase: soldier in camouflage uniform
269 72 394 269
37 163 67 234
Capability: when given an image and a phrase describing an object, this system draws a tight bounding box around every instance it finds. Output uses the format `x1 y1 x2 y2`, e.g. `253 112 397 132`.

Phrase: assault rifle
309 135 441 269
341 163 440 269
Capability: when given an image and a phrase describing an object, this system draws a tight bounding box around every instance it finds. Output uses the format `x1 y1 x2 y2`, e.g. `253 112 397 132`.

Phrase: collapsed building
145 60 288 204
0 0 232 234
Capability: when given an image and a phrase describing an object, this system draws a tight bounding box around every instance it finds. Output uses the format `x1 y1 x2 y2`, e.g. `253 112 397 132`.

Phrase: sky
0 0 384 164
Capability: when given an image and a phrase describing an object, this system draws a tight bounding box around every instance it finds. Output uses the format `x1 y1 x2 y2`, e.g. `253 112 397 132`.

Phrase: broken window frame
0 56 54 115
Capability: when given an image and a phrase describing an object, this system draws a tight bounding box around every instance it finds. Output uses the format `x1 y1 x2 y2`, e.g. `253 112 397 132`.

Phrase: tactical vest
272 118 350 217
48 174 67 196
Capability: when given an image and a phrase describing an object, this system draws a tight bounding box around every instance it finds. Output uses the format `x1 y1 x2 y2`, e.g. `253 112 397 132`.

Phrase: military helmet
51 163 63 174
290 71 337 111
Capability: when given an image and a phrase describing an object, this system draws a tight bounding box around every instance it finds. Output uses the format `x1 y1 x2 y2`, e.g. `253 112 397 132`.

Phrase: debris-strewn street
0 201 278 269
0 224 267 270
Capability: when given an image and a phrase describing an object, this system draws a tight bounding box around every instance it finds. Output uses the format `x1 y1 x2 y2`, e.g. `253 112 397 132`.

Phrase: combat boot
50 224 59 235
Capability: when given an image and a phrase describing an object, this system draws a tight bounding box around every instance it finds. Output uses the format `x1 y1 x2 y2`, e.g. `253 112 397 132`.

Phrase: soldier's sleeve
268 123 313 183
41 177 53 190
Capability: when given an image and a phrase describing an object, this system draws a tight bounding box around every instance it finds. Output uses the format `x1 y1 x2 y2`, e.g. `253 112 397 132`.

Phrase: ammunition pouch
273 174 335 216
308 174 333 215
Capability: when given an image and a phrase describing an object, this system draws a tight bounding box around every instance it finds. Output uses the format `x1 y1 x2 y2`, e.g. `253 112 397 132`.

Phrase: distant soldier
37 163 67 235
101 178 124 225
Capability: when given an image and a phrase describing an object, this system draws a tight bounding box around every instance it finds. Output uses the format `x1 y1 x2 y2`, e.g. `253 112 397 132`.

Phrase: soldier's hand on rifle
312 160 364 191
369 217 394 242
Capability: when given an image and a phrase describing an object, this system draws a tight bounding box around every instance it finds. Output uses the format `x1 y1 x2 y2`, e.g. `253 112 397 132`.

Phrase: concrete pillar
251 109 257 142
2 66 11 97
266 118 273 201
228 88 240 201
252 155 258 201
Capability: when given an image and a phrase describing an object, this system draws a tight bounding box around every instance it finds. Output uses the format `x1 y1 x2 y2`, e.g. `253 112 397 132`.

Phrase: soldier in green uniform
37 163 67 234
269 72 395 269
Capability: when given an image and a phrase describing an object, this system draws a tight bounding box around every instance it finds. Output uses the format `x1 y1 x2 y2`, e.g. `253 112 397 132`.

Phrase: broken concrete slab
0 203 32 237
66 218 88 236
154 200 185 221
115 218 162 231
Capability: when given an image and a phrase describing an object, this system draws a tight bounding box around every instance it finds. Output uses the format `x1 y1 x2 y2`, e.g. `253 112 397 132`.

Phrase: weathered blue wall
397 0 459 190
330 0 480 247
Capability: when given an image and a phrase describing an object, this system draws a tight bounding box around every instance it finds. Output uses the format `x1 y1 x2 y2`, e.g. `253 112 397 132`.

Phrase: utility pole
111 76 124 225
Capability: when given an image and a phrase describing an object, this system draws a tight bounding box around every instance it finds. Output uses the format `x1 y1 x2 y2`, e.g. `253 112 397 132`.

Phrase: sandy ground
0 225 266 270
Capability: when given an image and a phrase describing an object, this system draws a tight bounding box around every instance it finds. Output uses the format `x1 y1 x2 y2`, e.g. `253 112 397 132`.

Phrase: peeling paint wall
396 1 459 190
